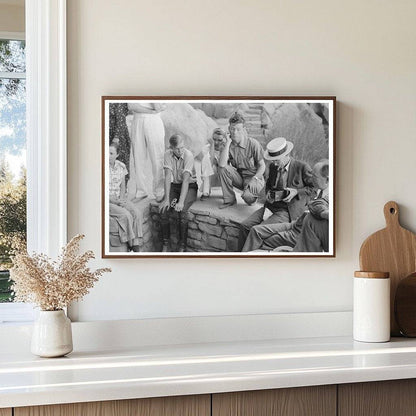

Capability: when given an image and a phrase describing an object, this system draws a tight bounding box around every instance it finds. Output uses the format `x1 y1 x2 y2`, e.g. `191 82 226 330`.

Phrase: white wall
67 0 416 322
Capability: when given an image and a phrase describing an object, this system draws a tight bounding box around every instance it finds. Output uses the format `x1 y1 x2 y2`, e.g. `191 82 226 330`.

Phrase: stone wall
149 188 263 252
149 202 241 252
110 188 262 253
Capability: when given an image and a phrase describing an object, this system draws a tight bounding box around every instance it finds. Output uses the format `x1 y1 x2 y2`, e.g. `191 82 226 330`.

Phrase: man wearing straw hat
242 159 330 252
238 137 314 250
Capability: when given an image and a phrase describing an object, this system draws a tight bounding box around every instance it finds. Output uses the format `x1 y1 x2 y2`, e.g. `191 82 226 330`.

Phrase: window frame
0 0 67 323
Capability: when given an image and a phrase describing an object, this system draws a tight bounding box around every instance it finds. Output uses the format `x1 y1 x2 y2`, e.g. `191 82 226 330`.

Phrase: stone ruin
109 188 263 253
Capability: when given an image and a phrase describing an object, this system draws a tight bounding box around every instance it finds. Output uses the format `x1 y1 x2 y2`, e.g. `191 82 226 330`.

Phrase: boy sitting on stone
159 134 198 252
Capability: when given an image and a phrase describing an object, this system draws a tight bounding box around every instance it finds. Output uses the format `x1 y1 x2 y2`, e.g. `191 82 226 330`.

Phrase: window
0 34 26 306
0 0 67 324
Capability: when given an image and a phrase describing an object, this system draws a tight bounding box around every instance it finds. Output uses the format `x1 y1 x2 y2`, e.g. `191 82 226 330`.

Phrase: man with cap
217 113 266 209
238 137 314 250
242 159 330 252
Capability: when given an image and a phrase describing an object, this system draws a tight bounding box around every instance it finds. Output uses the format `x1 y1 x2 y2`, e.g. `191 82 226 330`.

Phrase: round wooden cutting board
359 201 416 336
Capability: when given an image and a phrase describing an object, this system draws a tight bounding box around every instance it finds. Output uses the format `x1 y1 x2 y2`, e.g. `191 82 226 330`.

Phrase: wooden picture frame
102 96 336 258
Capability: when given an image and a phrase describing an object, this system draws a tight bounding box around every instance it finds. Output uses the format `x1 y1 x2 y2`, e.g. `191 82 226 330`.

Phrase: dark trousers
161 183 197 248
238 206 290 251
294 214 329 252
243 221 295 252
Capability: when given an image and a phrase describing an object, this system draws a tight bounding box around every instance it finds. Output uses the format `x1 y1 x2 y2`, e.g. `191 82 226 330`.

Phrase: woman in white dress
127 102 166 202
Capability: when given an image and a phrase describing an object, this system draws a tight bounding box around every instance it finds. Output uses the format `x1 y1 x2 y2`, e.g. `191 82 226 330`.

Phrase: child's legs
201 176 210 195
201 153 214 177
195 158 212 196
124 200 144 240
109 203 135 244
160 185 182 243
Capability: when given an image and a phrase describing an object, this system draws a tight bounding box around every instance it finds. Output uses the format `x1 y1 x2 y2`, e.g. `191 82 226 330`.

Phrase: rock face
191 103 249 120
189 103 329 168
266 103 328 166
160 104 218 156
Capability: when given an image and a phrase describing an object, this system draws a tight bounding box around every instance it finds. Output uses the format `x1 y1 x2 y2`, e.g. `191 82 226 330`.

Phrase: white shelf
2 335 416 408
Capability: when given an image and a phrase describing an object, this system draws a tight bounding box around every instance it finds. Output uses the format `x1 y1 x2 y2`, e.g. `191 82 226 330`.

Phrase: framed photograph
102 96 336 258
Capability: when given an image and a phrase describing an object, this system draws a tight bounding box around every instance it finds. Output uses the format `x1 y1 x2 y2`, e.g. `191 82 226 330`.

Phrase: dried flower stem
10 235 111 310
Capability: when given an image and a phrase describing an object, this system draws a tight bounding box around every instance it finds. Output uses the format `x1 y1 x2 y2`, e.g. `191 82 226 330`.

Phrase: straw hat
264 137 294 161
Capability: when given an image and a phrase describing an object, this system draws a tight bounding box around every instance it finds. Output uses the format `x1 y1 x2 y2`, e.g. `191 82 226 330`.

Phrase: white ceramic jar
31 310 73 357
353 271 390 343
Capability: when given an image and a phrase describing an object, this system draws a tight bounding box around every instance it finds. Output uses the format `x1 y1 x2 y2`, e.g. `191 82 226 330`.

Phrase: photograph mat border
102 96 336 258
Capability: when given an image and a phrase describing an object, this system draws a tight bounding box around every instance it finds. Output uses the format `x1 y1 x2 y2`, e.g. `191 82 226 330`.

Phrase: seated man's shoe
219 199 237 209
273 245 293 252
200 193 210 201
177 244 186 252
241 189 258 206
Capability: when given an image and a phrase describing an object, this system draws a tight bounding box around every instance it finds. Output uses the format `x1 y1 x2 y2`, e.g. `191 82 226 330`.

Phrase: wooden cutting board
359 201 416 336
395 273 416 337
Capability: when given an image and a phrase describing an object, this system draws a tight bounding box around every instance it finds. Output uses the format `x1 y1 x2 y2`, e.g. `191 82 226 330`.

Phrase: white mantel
1 313 416 409
2 330 416 409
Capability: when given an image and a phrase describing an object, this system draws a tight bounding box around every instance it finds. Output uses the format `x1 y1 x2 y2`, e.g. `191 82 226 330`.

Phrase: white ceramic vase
31 310 73 357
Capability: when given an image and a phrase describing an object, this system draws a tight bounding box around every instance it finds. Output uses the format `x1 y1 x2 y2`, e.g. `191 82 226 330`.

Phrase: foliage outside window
0 38 26 302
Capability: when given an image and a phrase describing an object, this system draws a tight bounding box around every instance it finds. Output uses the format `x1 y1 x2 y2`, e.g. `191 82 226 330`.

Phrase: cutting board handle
384 201 400 228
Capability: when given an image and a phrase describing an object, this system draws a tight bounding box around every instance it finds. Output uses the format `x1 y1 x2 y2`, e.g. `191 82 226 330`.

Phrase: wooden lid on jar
354 271 390 279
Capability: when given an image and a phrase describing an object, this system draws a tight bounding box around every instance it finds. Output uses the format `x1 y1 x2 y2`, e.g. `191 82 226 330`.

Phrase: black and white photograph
102 97 335 257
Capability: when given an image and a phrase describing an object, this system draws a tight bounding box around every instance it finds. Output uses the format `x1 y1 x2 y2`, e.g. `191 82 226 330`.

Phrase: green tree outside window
0 38 27 302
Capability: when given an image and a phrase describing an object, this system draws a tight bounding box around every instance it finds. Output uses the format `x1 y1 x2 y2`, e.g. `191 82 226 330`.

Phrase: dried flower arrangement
10 234 111 311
